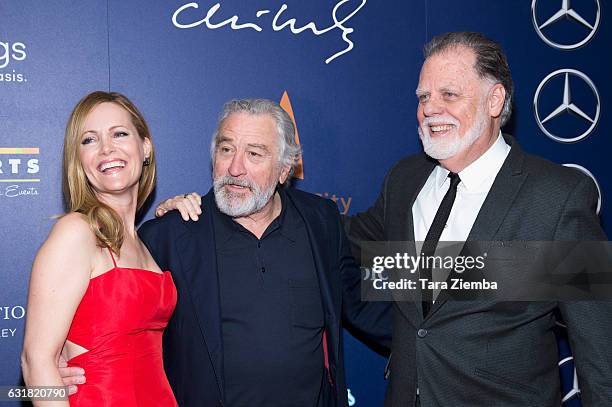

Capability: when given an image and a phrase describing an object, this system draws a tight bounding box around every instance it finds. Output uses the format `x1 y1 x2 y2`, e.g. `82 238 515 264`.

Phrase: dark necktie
421 172 461 317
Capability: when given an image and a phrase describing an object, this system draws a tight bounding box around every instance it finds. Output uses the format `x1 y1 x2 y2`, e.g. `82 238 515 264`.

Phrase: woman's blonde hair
62 91 156 255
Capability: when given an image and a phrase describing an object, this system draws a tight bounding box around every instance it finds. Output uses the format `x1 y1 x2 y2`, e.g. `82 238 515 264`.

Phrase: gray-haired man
139 99 390 406
345 32 611 407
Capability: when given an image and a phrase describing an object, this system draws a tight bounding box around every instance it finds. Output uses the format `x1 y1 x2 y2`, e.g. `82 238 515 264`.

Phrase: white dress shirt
412 132 510 392
412 132 511 244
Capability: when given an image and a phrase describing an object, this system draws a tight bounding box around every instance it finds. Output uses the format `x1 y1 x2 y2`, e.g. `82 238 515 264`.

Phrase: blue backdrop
1 1 608 406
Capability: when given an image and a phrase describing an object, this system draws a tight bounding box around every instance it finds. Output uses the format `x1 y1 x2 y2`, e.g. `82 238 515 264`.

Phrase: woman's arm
21 213 95 406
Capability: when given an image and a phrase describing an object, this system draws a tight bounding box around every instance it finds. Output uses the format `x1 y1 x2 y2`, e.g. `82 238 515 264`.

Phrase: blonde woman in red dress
21 91 177 406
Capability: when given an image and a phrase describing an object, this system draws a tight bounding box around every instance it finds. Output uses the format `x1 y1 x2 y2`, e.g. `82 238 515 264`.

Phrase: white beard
418 109 487 160
213 175 277 217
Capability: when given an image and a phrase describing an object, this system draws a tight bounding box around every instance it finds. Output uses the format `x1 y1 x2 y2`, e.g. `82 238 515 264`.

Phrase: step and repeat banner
1 1 608 406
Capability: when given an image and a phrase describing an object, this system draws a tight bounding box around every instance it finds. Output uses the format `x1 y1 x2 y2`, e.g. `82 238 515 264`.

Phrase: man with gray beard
345 32 611 406
135 99 391 407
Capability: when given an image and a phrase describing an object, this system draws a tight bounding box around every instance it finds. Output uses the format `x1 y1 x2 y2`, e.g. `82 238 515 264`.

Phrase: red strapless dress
66 250 177 406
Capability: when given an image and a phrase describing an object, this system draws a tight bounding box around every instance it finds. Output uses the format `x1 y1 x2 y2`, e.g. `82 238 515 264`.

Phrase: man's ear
278 165 291 185
488 83 506 119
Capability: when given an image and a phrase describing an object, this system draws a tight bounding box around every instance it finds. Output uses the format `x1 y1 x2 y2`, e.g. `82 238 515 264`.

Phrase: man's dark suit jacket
139 188 391 407
345 135 612 407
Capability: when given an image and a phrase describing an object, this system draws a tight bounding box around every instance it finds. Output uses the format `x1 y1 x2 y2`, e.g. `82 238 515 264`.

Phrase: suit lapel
287 190 341 358
388 158 436 243
393 158 436 322
425 135 528 320
178 191 224 397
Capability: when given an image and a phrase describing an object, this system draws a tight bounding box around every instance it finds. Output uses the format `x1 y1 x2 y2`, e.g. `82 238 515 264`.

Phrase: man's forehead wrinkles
439 84 463 92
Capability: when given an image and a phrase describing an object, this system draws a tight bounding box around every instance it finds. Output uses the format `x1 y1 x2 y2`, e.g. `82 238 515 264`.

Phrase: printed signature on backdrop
172 0 367 64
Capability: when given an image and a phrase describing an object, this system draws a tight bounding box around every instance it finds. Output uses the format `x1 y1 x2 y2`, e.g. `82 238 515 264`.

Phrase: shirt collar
434 131 510 191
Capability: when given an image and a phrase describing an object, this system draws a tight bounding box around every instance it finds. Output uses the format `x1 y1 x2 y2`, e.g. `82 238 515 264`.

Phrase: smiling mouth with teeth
430 124 455 133
99 160 126 172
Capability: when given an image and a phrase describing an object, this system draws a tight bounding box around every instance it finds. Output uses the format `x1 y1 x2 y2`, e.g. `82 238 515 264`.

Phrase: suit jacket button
417 328 428 338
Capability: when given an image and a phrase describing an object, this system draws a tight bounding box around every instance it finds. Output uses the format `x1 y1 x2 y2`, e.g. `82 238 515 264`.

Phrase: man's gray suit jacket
345 135 612 407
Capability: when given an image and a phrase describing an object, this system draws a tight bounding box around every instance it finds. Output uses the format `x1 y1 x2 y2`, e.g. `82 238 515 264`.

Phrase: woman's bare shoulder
51 212 93 238
39 212 98 261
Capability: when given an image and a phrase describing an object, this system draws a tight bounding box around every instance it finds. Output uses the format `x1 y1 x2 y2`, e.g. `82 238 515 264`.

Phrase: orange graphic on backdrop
279 91 304 179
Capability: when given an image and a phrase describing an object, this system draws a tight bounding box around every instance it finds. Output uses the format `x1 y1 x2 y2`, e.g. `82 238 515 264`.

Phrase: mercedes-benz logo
562 164 602 215
531 0 600 50
533 69 600 143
